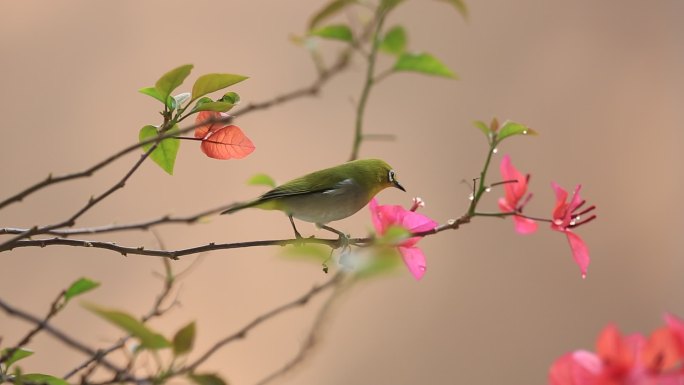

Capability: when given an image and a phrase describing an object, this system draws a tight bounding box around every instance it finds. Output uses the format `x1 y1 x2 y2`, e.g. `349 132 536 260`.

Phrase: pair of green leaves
82 305 224 385
308 0 466 31
474 118 538 144
82 303 196 355
139 65 247 112
307 1 458 79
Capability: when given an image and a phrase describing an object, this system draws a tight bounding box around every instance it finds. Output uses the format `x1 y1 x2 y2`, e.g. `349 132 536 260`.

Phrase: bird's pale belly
278 190 368 224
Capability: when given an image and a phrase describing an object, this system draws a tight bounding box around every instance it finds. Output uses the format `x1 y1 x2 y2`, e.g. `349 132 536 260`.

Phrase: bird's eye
388 170 395 182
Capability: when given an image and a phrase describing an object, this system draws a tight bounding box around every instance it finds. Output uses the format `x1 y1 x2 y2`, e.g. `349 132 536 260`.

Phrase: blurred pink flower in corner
550 183 596 278
548 315 684 385
369 198 437 280
498 155 538 234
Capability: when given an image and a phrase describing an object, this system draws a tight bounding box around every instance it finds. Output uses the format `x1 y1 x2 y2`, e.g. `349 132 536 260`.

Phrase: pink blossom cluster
499 155 596 278
550 314 684 385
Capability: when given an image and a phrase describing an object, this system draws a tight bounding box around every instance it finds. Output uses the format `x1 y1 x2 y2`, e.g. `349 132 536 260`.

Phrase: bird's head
357 159 406 194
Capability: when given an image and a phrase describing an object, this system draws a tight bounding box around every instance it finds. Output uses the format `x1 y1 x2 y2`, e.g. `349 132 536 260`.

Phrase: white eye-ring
388 169 396 182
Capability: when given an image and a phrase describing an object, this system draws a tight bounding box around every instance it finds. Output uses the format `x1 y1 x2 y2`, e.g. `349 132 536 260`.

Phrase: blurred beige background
1 1 683 384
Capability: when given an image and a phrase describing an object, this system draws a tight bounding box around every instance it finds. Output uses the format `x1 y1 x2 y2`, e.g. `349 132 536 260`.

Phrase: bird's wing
259 178 354 200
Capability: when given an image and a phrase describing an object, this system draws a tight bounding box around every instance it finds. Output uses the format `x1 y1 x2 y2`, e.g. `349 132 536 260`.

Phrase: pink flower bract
550 182 596 278
369 198 437 280
195 111 255 160
498 155 537 234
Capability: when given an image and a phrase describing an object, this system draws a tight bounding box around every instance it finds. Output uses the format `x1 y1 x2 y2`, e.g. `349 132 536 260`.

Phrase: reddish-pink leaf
195 111 227 139
200 125 255 160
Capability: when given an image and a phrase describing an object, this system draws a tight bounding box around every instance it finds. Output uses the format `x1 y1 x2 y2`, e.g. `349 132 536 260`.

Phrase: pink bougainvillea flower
194 111 255 160
549 325 643 385
550 182 596 278
369 198 437 280
549 317 684 385
498 155 538 235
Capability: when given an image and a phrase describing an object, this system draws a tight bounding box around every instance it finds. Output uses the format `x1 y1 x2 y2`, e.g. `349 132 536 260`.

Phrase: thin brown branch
0 297 124 375
86 272 346 385
0 145 158 252
63 257 182 380
3 236 353 257
235 50 349 117
2 215 471 257
0 203 234 237
0 289 66 365
182 271 345 373
255 277 351 385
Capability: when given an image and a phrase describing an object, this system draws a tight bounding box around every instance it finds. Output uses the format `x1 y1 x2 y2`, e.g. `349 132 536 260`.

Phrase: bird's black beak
394 180 406 192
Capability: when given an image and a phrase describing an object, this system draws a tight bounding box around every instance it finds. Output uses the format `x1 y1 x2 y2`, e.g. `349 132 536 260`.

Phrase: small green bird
221 158 406 238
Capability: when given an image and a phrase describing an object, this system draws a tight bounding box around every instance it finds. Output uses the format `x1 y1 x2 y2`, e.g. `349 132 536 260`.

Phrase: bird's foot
317 224 350 250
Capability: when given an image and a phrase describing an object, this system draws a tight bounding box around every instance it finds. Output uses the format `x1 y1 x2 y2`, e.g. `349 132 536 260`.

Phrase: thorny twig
255 276 352 385
2 215 471 257
0 298 124 375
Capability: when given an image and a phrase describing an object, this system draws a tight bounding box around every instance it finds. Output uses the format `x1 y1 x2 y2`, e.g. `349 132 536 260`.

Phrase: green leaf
247 173 276 188
356 248 401 279
281 244 330 263
473 120 491 137
379 0 406 12
191 73 248 101
221 92 240 104
1 348 33 369
379 26 407 55
193 101 234 113
308 0 355 30
20 374 69 385
394 52 457 78
82 303 171 350
172 322 196 356
378 225 411 246
309 24 353 42
155 64 193 101
496 121 537 142
435 0 468 19
64 278 100 302
189 373 228 385
139 124 181 175
139 87 164 102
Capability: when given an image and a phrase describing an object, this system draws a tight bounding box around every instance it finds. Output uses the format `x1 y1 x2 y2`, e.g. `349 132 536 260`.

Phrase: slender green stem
467 139 499 216
349 10 388 161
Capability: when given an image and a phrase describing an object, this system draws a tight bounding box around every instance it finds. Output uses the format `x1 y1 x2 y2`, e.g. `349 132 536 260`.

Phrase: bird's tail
220 200 260 215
